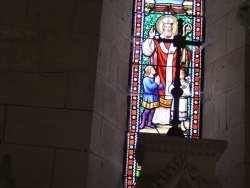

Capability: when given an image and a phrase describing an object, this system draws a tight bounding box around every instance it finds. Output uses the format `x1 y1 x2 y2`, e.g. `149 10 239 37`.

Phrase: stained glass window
125 0 203 187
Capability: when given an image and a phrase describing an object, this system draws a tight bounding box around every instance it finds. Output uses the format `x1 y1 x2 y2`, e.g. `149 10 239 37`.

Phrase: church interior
0 0 249 187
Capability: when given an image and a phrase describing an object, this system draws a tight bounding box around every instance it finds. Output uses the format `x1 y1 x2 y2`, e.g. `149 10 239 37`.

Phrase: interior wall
0 0 132 187
203 0 247 187
3 0 248 187
87 0 133 187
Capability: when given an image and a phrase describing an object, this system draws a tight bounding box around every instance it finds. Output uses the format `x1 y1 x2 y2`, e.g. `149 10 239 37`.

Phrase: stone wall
88 0 132 187
203 0 247 187
0 0 132 187
5 0 248 187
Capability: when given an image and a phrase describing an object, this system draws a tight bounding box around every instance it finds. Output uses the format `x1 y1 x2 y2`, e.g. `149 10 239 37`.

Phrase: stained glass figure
125 0 203 187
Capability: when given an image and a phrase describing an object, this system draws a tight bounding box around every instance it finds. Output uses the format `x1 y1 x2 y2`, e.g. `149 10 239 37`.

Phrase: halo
156 15 178 36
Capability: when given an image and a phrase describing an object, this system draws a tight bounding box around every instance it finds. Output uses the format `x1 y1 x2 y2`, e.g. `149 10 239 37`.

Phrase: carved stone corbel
136 134 227 188
148 151 207 188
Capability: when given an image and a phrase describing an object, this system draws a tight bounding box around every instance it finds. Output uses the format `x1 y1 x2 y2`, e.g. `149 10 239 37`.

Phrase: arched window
125 0 204 187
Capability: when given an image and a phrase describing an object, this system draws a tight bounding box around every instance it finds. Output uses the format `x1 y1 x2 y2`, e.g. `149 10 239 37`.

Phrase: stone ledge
137 133 228 158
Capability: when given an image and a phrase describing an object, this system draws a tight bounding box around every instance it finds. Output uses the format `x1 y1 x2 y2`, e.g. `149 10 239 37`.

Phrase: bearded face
162 24 173 38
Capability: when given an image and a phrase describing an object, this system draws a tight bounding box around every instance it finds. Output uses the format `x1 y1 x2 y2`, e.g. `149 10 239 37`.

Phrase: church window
125 0 204 187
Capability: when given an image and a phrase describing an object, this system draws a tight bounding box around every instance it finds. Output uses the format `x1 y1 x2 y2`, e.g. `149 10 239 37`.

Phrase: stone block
206 123 245 187
206 1 225 26
90 112 102 155
247 28 250 45
211 58 227 97
117 55 129 93
205 16 227 65
0 71 67 108
217 124 244 172
40 31 99 72
245 122 250 163
0 143 55 188
117 92 128 132
103 0 116 17
73 1 102 34
94 74 119 124
206 0 245 26
0 105 6 142
0 24 38 42
10 42 39 72
246 87 250 124
211 47 245 97
227 8 246 54
235 4 249 30
66 72 95 110
246 46 250 87
111 0 133 36
205 94 227 136
217 163 245 188
100 4 117 43
203 64 213 102
99 119 124 167
0 41 11 70
97 36 120 87
26 0 75 30
115 21 131 59
202 99 219 139
0 0 27 26
225 47 245 90
122 0 133 24
103 0 132 20
245 163 250 187
78 0 102 1
218 94 227 132
97 36 113 81
86 153 123 188
226 86 245 129
51 149 89 188
108 46 119 86
4 106 92 150
207 94 228 135
115 0 125 18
